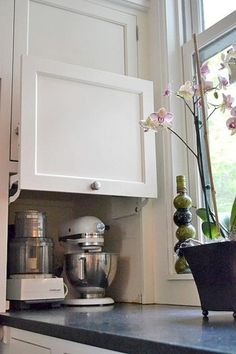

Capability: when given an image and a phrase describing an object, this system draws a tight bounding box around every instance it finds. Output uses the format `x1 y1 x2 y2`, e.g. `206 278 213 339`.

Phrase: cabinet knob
90 181 101 190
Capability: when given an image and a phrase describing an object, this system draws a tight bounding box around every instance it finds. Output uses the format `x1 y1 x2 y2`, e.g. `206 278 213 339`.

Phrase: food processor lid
59 216 106 240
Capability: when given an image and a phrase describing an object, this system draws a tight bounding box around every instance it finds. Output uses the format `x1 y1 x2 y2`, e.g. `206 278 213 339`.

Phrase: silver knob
96 222 105 233
90 181 101 190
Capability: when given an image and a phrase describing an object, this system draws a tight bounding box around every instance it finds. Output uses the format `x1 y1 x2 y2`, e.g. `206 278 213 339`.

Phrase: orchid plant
140 43 236 240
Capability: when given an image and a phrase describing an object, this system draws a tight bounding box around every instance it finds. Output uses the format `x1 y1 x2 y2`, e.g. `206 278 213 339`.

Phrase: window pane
200 44 236 214
202 0 236 29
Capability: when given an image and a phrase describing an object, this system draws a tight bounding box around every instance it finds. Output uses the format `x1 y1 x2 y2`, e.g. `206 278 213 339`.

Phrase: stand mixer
59 216 118 306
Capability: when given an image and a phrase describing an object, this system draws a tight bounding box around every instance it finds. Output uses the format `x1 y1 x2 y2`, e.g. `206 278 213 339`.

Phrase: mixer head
59 216 107 251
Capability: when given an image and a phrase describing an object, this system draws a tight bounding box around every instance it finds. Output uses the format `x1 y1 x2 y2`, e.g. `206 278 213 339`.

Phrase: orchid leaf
202 221 221 239
230 197 236 230
196 208 208 221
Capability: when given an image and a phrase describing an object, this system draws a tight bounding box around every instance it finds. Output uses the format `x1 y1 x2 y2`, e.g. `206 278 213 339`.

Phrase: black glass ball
173 209 192 226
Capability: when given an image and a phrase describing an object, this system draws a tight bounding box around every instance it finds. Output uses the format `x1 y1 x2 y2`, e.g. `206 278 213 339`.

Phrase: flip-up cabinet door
11 0 138 161
19 56 156 198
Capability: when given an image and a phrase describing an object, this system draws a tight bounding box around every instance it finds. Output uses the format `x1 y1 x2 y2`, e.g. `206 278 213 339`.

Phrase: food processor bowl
8 237 54 275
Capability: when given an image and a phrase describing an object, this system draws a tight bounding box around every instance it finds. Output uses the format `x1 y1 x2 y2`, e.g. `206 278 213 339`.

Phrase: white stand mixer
59 216 117 306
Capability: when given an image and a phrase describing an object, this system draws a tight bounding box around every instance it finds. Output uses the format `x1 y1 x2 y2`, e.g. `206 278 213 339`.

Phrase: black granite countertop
1 304 236 353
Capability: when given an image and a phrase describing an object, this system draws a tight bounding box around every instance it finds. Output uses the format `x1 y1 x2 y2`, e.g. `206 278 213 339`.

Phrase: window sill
168 273 194 281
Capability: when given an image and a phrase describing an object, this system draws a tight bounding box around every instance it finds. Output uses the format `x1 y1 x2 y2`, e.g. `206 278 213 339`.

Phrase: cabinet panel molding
19 56 157 197
10 338 51 354
11 0 138 160
9 327 124 354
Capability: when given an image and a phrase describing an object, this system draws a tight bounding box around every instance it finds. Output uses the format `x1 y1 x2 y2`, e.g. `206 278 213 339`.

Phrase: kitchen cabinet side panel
0 0 14 312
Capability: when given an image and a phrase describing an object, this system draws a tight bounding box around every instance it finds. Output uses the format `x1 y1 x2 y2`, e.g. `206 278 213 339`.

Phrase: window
183 7 236 233
199 36 236 215
153 0 236 306
197 0 236 218
202 0 236 29
183 10 236 231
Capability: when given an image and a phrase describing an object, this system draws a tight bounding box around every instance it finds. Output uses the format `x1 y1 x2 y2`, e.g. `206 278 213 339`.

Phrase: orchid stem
206 107 217 120
194 111 213 238
193 33 220 235
177 95 195 115
167 127 198 159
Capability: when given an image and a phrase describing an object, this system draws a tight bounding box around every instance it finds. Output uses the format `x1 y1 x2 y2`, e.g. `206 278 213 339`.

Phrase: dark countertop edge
0 315 224 354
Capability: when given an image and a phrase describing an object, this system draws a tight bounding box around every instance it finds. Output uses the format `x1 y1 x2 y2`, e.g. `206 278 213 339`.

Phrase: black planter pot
182 241 236 318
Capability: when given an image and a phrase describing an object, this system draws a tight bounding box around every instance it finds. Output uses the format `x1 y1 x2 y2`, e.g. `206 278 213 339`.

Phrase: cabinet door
8 328 123 354
10 338 51 354
60 341 122 354
19 56 156 198
9 328 52 354
11 0 138 160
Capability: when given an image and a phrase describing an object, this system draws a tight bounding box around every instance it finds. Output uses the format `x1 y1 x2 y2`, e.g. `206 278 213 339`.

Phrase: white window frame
149 0 199 306
151 0 236 305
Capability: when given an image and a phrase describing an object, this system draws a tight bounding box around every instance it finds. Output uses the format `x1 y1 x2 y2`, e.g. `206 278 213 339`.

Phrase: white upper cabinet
19 56 157 197
11 0 138 161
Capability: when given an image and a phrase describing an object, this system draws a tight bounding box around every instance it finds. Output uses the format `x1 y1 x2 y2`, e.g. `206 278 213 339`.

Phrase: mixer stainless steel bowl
65 252 118 299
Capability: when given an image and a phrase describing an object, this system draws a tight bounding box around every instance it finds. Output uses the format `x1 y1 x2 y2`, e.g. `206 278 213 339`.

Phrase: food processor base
63 297 114 306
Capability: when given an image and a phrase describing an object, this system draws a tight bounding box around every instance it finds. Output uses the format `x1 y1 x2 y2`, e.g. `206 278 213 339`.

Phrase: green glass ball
175 256 190 274
173 194 192 209
176 224 196 242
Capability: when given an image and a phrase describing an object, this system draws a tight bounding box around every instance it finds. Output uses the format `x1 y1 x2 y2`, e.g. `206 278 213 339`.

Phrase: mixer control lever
78 257 86 280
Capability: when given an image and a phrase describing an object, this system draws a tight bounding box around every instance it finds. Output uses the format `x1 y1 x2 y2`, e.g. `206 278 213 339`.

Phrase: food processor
7 210 65 305
59 216 118 306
